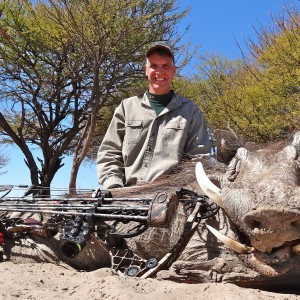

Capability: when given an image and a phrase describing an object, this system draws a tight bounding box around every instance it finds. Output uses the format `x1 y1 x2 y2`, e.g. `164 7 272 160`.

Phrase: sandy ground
0 262 299 300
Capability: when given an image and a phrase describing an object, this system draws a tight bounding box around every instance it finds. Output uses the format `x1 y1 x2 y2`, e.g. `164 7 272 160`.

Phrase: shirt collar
141 92 188 111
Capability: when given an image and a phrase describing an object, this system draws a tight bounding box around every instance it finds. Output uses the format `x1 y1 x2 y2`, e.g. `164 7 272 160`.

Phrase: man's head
145 44 176 95
145 44 175 64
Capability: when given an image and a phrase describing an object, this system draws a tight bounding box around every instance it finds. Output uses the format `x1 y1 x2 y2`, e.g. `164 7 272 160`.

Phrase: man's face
145 52 176 95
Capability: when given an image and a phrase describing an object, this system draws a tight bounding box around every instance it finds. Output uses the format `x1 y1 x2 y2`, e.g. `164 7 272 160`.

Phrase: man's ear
172 65 176 76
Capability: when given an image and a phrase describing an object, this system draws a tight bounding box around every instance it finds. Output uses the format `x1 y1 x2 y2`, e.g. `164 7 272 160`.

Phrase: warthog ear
292 131 300 156
213 129 244 164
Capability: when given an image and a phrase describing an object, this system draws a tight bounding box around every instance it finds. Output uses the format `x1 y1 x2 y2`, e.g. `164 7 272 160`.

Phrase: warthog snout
243 208 300 253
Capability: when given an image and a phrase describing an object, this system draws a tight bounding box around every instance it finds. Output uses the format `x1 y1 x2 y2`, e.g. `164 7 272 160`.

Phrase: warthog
2 130 300 292
158 130 300 292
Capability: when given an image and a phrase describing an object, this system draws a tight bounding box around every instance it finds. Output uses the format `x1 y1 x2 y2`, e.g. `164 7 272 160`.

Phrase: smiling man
97 44 210 189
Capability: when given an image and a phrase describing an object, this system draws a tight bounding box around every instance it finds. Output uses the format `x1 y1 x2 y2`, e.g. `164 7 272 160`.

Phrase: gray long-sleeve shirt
97 92 210 189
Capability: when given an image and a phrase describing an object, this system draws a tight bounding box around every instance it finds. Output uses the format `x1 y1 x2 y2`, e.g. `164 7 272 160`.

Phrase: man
97 44 210 189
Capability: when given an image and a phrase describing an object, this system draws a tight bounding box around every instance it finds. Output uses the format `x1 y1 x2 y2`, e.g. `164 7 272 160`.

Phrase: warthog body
158 130 300 292
2 130 300 292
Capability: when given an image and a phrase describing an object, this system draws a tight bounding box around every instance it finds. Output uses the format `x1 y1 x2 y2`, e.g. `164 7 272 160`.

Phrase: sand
0 261 299 300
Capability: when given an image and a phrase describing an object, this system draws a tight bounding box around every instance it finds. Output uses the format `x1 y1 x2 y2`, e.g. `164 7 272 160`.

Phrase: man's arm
184 104 211 156
97 104 126 189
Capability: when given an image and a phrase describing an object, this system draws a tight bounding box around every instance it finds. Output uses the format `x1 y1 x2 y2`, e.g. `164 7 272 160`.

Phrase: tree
242 5 300 140
176 5 300 143
0 146 9 175
173 53 247 132
0 0 188 193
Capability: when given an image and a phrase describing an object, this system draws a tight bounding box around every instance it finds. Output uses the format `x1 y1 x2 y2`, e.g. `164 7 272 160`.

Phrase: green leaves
176 6 300 143
0 0 188 187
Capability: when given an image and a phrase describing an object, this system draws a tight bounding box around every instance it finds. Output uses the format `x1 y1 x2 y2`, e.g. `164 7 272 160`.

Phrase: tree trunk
69 109 98 192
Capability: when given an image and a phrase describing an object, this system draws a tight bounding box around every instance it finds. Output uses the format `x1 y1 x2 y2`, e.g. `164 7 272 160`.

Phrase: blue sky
179 0 300 60
1 0 300 191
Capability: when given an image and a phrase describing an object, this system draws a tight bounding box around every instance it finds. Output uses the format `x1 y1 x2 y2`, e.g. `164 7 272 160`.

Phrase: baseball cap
145 44 175 63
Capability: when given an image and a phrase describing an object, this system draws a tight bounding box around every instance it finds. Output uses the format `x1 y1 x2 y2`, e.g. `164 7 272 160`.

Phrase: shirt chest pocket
163 121 188 147
124 119 143 144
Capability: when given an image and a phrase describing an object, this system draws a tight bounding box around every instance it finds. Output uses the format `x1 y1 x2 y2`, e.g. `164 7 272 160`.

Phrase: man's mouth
155 77 166 82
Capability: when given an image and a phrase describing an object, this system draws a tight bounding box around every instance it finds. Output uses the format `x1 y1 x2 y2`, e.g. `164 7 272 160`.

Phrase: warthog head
197 130 300 278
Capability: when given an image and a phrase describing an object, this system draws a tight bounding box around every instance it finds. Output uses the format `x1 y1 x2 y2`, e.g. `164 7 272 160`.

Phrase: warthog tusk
292 244 300 255
195 162 224 208
206 224 254 254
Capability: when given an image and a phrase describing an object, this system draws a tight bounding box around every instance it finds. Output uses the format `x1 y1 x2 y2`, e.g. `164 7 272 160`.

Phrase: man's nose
155 67 164 73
